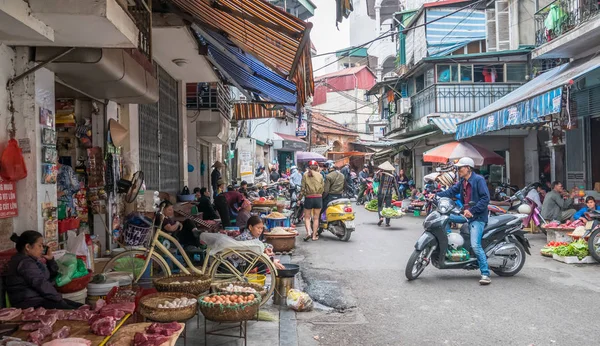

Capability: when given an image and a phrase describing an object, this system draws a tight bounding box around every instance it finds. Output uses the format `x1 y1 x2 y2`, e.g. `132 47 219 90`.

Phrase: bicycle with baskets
101 207 278 306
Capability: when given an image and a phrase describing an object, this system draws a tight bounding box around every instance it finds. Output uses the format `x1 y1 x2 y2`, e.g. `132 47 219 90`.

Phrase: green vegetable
552 239 589 260
366 200 378 209
381 207 404 218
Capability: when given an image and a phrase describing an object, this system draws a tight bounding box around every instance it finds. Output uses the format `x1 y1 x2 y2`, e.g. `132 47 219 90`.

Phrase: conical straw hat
378 161 395 171
109 119 128 147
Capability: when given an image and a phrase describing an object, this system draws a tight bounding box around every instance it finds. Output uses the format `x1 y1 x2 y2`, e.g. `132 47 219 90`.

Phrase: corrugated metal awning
429 117 460 134
170 0 314 106
233 103 285 120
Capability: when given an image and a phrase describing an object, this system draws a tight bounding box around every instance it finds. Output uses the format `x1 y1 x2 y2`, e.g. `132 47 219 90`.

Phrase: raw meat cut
51 326 70 339
0 308 21 321
90 316 116 336
41 338 91 346
99 309 124 319
101 302 135 315
22 308 34 314
146 322 182 336
65 310 94 321
44 310 66 320
132 332 169 346
38 315 57 327
77 305 90 311
20 323 43 332
94 299 106 312
28 326 52 345
22 308 45 321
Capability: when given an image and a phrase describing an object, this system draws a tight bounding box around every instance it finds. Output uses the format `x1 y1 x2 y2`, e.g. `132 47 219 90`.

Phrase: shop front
273 133 307 175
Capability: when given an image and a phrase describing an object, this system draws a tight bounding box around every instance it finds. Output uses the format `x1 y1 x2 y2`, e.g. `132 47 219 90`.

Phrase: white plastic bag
67 231 88 256
286 289 313 312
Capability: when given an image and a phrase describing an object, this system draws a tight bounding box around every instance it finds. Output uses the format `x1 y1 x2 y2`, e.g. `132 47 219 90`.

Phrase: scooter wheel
588 228 600 262
406 249 428 280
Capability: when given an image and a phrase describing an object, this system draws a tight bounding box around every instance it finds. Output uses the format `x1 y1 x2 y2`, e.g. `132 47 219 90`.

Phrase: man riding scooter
321 161 345 221
436 157 492 286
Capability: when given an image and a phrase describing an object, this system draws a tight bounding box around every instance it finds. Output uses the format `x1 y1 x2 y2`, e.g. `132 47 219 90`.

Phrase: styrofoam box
552 254 598 264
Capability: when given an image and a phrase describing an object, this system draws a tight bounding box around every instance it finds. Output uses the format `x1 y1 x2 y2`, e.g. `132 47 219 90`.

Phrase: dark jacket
211 169 221 193
270 171 280 182
198 195 218 220
4 253 62 308
437 172 490 223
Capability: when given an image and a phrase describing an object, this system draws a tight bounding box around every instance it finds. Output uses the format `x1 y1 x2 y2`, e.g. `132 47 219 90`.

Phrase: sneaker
479 275 491 285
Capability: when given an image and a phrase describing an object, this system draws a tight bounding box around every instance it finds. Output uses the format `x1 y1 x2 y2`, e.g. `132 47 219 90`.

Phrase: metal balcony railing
411 83 522 120
126 0 152 59
186 82 232 120
534 0 600 46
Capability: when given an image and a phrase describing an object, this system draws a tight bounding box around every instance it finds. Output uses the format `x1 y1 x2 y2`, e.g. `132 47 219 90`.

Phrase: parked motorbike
405 197 531 280
319 198 355 241
289 184 303 225
356 178 374 205
343 179 358 200
492 183 519 201
488 183 546 234
581 210 600 262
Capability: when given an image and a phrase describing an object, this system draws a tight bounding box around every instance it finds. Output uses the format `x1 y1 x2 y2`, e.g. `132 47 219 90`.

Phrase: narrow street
294 207 599 346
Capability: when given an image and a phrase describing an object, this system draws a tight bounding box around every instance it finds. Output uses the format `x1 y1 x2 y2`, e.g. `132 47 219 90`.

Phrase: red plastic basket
56 270 93 294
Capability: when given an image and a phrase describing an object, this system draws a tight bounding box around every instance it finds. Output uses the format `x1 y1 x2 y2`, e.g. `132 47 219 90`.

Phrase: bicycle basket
123 223 152 246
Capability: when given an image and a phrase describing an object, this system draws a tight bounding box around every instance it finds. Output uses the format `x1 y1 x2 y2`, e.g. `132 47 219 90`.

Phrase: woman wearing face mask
4 231 83 309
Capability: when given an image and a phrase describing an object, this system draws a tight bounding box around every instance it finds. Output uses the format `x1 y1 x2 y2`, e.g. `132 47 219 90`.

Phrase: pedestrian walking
211 161 224 198
375 161 399 227
300 160 324 241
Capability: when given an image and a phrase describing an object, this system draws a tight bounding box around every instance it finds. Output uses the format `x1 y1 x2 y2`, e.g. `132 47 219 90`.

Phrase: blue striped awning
196 29 298 111
456 55 600 140
429 117 460 134
425 8 486 57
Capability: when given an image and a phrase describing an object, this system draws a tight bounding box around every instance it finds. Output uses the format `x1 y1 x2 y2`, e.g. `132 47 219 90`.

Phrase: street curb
279 308 298 346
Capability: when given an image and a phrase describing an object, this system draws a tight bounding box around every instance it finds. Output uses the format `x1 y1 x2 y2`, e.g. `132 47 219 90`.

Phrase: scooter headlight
437 197 454 214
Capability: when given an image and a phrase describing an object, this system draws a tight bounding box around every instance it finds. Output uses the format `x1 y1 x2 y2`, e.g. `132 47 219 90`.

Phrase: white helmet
517 204 532 215
447 233 464 249
455 157 475 169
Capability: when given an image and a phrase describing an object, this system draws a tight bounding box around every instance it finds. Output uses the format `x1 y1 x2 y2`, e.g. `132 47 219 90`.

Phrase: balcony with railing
186 82 231 120
411 83 522 120
533 0 600 58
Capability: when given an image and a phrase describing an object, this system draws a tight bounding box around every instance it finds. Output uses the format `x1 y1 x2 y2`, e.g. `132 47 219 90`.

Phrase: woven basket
264 235 296 252
139 292 198 322
154 274 212 296
198 293 261 322
213 281 268 302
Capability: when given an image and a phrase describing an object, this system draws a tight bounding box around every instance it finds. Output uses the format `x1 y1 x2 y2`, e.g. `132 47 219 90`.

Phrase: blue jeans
446 214 468 233
470 221 490 276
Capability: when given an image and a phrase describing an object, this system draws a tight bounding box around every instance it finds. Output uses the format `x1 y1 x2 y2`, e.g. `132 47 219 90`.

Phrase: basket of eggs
213 281 268 303
138 292 198 322
199 292 261 322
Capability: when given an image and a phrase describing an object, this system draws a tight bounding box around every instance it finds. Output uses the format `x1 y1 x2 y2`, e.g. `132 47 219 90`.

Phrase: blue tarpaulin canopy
455 55 600 140
425 8 486 57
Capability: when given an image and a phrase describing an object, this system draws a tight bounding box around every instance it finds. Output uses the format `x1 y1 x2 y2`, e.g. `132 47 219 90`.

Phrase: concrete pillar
179 82 188 189
375 5 381 37
524 131 539 185
509 137 525 188
187 116 199 189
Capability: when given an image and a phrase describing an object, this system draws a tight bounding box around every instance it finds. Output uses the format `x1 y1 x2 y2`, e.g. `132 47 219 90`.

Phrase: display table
11 320 115 346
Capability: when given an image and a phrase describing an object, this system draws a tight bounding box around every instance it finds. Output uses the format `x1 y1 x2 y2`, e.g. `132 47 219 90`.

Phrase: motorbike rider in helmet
436 157 492 285
321 160 345 221
357 164 370 203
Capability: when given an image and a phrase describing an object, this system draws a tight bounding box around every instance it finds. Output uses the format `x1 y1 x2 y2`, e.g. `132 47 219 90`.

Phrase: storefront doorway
277 151 294 175
590 118 600 184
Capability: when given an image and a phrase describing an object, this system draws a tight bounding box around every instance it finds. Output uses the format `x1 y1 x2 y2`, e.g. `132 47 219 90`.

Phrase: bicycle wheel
208 250 277 307
103 250 171 288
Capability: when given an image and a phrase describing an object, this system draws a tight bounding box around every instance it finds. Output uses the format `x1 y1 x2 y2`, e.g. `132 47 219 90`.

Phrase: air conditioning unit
399 98 411 115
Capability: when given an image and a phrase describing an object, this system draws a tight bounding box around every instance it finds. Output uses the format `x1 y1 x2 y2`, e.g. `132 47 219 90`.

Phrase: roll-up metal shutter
139 66 180 195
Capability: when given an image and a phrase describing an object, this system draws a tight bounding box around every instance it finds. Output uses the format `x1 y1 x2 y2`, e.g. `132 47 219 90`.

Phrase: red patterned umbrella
423 141 505 166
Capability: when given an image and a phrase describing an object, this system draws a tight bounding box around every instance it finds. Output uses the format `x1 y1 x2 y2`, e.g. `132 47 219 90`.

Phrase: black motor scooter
405 197 531 280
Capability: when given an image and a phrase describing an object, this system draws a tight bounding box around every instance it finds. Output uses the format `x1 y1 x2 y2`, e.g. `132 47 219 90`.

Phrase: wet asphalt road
293 206 600 346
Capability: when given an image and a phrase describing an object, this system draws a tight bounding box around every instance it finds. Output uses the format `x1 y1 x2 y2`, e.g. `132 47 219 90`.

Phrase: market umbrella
296 151 326 162
423 141 505 166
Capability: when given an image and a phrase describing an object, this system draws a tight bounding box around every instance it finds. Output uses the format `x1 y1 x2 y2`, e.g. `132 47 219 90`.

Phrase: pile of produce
222 284 257 294
540 241 569 257
265 212 286 219
365 199 378 212
543 219 585 229
546 241 569 247
157 297 196 309
201 294 256 306
552 239 589 260
381 207 404 218
267 227 296 235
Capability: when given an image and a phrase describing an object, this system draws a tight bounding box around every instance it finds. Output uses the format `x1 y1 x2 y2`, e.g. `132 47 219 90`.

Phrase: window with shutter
495 0 510 51
486 9 497 52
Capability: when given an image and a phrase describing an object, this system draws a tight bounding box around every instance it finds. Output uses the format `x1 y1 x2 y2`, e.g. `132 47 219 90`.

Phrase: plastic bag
55 253 78 287
67 231 88 256
72 258 89 279
286 289 313 312
0 139 27 181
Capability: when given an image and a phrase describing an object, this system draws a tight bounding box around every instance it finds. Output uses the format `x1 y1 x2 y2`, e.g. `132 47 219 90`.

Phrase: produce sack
0 139 27 181
286 289 313 312
55 253 78 287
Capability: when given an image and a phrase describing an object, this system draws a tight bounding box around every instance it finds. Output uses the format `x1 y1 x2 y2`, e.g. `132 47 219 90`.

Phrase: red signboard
0 180 17 218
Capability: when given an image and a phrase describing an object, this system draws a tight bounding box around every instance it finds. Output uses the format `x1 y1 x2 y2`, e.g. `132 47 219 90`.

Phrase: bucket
245 274 266 286
273 277 294 306
62 288 87 305
104 272 133 288
87 279 119 305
